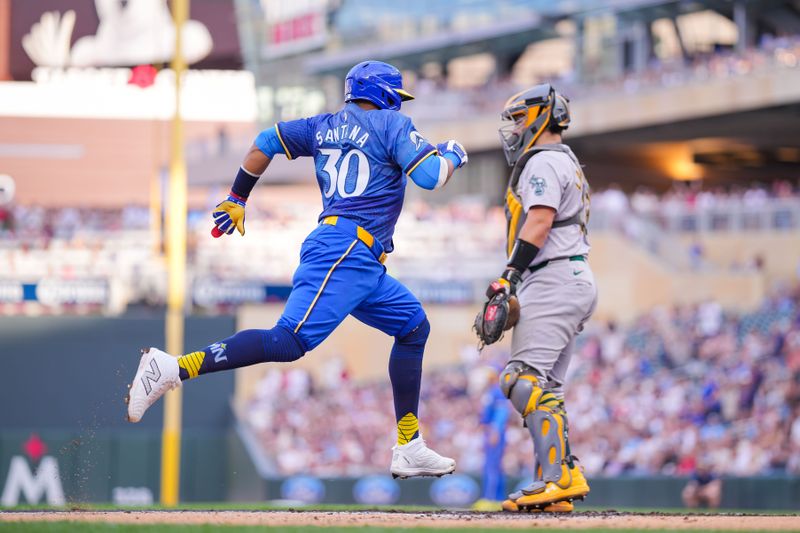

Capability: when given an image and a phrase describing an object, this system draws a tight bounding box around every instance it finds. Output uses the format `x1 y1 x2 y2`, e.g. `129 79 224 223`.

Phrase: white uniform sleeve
519 155 562 212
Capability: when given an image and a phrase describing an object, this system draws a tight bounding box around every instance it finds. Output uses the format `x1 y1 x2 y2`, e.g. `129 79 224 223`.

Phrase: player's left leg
498 360 588 508
127 230 380 423
501 454 574 513
351 273 455 478
127 326 307 422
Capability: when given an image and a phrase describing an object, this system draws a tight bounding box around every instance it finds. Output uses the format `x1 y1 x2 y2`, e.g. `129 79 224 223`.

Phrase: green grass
0 525 797 533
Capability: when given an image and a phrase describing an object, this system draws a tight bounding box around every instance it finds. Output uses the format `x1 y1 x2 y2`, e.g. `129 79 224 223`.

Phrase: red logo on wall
23 434 47 463
128 65 158 88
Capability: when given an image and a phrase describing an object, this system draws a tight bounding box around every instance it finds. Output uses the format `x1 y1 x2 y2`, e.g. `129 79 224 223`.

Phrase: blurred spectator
0 205 11 231
689 240 705 270
698 300 723 337
682 459 722 509
474 367 509 509
601 321 624 361
593 183 629 232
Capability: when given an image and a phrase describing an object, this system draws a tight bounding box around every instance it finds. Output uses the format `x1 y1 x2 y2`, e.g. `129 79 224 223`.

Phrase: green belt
528 255 586 274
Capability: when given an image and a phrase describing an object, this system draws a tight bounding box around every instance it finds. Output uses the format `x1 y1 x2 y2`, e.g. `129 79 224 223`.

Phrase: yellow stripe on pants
294 239 358 334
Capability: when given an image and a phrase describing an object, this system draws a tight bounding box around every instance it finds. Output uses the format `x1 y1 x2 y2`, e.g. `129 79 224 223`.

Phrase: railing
589 198 800 234
1 197 798 314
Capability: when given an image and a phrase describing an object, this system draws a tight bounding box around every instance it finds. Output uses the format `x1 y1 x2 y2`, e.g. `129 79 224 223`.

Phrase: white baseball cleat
390 436 456 479
126 348 181 423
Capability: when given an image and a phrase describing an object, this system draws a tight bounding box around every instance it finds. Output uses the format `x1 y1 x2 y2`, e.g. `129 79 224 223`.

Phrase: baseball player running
475 84 596 512
126 61 468 478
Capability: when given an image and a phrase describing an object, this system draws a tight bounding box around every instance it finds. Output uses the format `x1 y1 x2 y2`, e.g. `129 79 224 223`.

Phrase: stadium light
160 0 189 508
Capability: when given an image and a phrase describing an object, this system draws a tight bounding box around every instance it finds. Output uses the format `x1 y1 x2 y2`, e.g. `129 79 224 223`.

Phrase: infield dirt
1 510 799 531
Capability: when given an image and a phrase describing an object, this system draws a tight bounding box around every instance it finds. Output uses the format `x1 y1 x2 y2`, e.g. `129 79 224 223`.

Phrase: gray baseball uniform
509 144 597 397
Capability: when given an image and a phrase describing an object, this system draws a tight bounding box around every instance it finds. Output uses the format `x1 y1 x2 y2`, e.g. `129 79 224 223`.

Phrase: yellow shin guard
498 362 589 509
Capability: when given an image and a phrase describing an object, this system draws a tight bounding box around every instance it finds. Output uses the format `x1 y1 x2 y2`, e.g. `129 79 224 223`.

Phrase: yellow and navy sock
177 326 305 381
177 350 206 380
397 412 419 445
389 318 429 445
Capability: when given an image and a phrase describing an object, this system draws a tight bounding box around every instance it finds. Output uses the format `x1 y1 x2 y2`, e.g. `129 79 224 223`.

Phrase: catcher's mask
499 84 571 166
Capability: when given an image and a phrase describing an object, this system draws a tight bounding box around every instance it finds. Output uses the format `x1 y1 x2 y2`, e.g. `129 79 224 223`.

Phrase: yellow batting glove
211 194 246 237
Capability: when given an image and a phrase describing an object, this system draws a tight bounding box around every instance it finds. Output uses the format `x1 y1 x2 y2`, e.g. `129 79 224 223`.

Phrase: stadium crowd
0 181 797 309
413 34 800 121
585 34 800 97
2 181 797 265
1 179 796 243
592 179 800 230
243 283 800 478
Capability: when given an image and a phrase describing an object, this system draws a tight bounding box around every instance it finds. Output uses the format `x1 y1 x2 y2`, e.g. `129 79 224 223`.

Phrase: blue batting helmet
344 61 414 111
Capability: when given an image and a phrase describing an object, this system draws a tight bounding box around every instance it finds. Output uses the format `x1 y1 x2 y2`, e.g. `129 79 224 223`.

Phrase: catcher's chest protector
504 144 585 257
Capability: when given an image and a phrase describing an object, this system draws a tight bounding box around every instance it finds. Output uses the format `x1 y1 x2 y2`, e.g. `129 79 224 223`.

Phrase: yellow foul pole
150 164 162 255
161 0 189 507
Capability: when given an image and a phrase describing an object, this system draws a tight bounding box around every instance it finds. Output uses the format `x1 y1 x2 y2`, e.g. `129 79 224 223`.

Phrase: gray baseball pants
510 257 598 398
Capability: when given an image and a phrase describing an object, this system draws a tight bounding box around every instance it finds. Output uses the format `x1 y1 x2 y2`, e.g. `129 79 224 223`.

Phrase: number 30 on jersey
319 148 370 198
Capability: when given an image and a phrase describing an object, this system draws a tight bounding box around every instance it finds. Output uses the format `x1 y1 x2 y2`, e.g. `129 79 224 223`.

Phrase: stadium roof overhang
409 60 800 188
303 16 555 77
568 102 800 186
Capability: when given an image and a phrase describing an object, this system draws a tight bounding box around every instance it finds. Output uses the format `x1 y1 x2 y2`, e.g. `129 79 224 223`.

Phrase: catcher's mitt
474 292 520 348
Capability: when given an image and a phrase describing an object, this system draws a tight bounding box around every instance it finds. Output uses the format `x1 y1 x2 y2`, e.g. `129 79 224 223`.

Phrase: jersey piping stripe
294 239 359 334
404 148 437 175
274 123 293 160
506 188 523 257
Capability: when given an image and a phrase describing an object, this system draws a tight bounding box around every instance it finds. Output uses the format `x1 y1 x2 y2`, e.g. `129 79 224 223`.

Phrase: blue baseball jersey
275 103 437 253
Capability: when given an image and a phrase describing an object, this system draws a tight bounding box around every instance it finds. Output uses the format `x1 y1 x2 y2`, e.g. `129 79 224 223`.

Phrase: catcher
475 84 597 512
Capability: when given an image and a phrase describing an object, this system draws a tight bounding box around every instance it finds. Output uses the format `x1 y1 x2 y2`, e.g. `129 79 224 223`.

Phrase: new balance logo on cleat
127 348 181 423
141 359 161 395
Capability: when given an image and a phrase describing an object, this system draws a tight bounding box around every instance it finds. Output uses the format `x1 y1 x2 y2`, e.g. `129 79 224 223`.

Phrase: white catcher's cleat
126 348 181 423
390 436 456 479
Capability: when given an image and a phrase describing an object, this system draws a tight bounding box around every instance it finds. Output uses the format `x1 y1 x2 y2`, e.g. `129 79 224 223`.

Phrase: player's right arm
514 156 561 249
486 156 560 297
212 120 314 237
389 115 467 191
406 140 467 190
